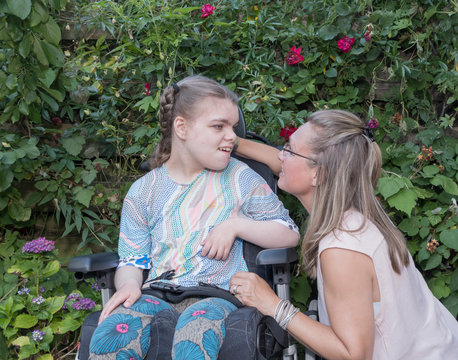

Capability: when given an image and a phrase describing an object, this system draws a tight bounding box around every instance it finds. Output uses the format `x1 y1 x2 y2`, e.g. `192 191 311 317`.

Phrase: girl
230 110 458 359
89 75 299 359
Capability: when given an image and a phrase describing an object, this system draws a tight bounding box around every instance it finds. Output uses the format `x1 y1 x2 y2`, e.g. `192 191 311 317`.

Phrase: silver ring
232 285 239 295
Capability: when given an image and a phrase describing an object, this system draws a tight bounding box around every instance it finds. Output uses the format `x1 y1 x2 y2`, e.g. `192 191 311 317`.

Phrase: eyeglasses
281 144 316 163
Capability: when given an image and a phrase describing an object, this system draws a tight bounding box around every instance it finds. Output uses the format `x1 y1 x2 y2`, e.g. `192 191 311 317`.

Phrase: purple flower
91 282 101 291
71 297 96 311
32 296 45 305
366 117 379 129
22 237 55 253
18 287 30 295
31 329 45 342
337 36 355 53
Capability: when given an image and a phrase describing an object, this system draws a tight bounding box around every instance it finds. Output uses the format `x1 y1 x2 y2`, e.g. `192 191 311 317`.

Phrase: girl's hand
201 219 237 260
98 280 142 324
230 271 281 318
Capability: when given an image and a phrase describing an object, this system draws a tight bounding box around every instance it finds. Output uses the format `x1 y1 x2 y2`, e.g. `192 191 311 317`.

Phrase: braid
146 86 177 169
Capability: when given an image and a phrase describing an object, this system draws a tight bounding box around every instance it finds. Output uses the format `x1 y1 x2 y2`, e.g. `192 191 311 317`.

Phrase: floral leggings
89 294 237 360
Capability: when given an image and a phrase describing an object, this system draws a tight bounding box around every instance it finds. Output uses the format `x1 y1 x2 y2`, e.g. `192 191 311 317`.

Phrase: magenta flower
280 125 298 140
22 237 55 254
337 36 356 53
200 4 216 18
366 118 379 129
285 46 304 65
144 82 152 96
364 31 371 42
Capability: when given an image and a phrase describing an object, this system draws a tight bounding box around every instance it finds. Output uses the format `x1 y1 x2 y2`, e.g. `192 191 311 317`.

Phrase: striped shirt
118 158 298 290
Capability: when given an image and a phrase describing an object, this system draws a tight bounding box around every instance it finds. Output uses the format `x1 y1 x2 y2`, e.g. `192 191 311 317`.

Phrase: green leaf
33 40 48 66
398 217 419 236
6 0 32 20
38 90 58 112
51 316 81 334
61 136 86 156
41 41 64 67
18 34 32 58
431 175 458 195
42 259 60 277
0 168 14 192
40 18 61 45
387 188 417 216
442 296 458 318
38 69 57 88
8 202 32 222
44 296 65 315
317 24 338 40
377 176 407 199
440 229 458 250
134 96 159 113
13 314 38 329
450 268 458 292
325 68 337 78
73 187 94 207
422 165 439 177
427 277 449 299
424 253 442 271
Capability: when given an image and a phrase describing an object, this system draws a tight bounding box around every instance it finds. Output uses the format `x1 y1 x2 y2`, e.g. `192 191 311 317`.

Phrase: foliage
0 0 457 353
0 231 100 359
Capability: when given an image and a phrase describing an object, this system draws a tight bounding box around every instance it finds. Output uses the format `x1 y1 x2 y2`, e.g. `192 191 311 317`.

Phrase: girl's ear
173 116 187 140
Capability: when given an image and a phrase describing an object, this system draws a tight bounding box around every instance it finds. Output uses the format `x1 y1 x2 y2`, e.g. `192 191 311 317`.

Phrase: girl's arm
98 265 143 323
235 138 282 176
231 248 376 360
201 217 299 260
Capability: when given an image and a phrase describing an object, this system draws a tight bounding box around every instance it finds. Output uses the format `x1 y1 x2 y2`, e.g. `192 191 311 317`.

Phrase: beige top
317 210 458 359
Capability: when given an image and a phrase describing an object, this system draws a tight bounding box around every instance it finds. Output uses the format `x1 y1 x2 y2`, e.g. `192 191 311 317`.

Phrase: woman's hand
230 271 281 318
201 219 237 260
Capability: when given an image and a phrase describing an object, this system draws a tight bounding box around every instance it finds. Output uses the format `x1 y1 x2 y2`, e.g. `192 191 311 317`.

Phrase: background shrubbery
1 0 457 358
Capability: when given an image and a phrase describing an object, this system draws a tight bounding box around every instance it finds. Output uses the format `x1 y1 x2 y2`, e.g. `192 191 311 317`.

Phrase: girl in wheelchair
89 75 299 359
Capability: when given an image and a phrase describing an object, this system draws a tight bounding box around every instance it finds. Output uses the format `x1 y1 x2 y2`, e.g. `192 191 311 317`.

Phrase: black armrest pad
67 252 120 273
256 247 298 265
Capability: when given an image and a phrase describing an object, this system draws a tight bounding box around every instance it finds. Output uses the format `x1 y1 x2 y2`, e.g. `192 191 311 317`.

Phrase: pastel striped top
118 158 298 290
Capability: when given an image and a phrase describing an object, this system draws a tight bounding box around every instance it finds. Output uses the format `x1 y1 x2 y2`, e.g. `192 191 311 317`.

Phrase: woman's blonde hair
302 110 410 277
146 75 238 169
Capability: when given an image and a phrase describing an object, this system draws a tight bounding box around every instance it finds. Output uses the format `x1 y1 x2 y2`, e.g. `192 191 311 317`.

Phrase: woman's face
277 122 318 209
182 96 239 172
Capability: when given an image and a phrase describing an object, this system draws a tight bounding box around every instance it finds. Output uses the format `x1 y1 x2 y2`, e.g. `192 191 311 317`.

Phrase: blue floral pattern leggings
89 295 237 360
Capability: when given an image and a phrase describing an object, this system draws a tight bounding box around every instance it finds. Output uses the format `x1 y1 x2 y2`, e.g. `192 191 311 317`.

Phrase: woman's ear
173 116 187 140
311 166 319 187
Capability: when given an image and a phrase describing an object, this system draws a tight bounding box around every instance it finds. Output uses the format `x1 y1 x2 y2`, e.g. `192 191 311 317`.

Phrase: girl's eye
214 125 223 129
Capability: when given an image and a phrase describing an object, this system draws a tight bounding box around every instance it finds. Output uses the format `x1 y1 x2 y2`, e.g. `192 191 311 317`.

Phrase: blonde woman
230 110 458 359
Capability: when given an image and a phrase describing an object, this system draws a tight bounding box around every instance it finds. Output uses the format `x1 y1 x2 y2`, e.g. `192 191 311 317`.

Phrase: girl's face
182 96 239 172
277 122 318 210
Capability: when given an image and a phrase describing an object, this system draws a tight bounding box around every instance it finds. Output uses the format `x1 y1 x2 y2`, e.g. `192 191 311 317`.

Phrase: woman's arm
231 247 376 360
235 138 282 176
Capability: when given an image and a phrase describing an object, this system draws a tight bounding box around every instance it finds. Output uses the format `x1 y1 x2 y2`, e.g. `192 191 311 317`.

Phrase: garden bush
0 0 457 358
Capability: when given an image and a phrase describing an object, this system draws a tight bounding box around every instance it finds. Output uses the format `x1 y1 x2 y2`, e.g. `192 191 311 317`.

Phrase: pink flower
280 125 298 140
364 31 371 42
144 83 151 96
366 118 379 129
285 46 304 65
337 36 355 53
200 4 216 18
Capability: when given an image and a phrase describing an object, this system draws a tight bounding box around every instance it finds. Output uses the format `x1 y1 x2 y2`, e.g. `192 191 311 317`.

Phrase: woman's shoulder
319 210 384 256
126 166 166 198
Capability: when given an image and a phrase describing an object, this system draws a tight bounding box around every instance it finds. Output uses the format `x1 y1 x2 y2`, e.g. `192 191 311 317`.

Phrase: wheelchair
68 108 318 360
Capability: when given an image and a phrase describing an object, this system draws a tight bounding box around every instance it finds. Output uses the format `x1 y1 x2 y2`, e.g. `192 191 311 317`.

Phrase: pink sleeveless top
317 210 458 359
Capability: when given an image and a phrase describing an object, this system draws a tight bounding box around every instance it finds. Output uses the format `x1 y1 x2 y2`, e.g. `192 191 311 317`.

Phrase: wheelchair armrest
255 247 298 266
67 252 120 273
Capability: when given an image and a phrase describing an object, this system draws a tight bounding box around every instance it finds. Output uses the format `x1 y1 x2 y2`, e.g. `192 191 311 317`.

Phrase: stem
36 255 40 297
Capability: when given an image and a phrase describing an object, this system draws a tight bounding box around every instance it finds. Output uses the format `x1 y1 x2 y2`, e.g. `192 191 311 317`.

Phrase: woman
230 110 458 359
89 75 299 359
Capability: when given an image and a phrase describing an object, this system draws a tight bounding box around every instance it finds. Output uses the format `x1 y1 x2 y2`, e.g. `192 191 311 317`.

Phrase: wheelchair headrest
234 106 246 139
